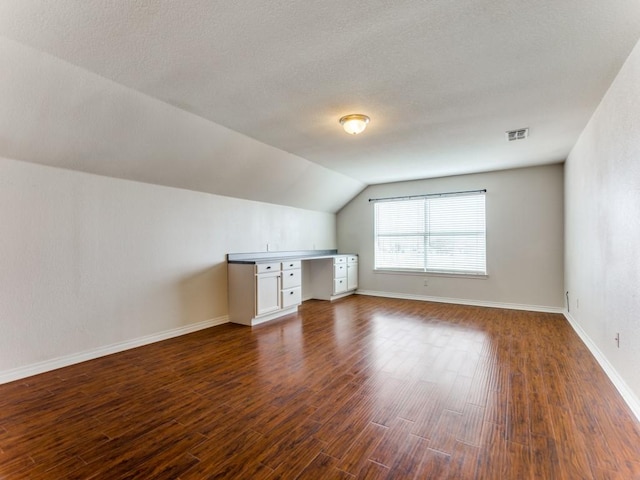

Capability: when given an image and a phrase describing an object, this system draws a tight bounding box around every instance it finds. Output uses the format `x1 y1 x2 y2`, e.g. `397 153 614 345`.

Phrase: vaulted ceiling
1 1 639 212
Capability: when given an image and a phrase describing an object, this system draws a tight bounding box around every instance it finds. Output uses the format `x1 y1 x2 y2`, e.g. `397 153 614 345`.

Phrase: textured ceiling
0 1 639 210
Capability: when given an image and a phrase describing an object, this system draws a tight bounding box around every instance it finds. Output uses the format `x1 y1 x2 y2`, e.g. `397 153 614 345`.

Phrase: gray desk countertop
227 249 357 264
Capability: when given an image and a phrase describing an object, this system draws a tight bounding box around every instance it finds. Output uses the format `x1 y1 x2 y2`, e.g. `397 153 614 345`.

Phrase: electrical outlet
615 333 620 348
423 279 428 287
576 298 579 309
266 243 270 251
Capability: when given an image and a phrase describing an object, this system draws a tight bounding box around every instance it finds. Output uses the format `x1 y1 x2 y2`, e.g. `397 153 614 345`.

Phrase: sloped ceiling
1 1 639 212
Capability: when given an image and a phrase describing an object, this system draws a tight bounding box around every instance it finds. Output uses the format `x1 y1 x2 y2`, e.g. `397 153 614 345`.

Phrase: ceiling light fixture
339 114 370 135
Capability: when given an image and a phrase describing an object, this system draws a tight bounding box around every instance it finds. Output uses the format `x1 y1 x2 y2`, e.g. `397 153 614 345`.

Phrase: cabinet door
347 262 358 290
256 272 281 316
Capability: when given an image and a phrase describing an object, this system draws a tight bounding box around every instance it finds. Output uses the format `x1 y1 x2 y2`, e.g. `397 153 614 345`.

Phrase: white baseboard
0 315 229 385
355 289 564 313
563 311 640 423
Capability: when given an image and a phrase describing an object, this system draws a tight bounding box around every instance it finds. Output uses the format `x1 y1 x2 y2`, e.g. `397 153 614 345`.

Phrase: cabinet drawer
334 256 347 265
334 264 347 278
282 268 301 288
281 260 301 270
282 287 302 308
334 278 348 294
256 262 280 274
347 255 358 264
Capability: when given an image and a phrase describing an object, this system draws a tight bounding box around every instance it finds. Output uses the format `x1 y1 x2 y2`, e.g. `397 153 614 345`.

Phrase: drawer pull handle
290 273 294 276
266 266 271 269
290 291 294 295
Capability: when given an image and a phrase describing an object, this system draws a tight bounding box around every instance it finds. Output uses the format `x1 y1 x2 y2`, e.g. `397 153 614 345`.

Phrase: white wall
564 39 640 410
0 36 364 214
0 156 335 381
337 164 564 310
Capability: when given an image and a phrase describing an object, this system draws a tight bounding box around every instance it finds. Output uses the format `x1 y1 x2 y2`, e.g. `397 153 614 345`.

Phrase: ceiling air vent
505 128 529 141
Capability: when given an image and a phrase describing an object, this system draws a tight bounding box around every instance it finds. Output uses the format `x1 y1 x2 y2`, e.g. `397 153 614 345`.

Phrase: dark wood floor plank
0 454 36 478
354 460 389 479
0 409 109 464
369 417 415 467
428 408 463 455
395 380 435 422
179 429 264 479
336 421 388 475
71 420 203 480
310 380 362 423
504 440 533 480
484 365 509 425
318 393 379 458
258 418 323 470
119 452 199 480
270 437 327 480
506 371 530 445
367 376 414 426
527 359 555 438
549 404 593 479
443 373 473 414
385 433 431 479
0 296 638 479
446 441 479 480
23 454 87 480
476 421 507 479
418 447 451 478
457 403 484 446
591 401 640 461
530 434 561 480
296 452 354 479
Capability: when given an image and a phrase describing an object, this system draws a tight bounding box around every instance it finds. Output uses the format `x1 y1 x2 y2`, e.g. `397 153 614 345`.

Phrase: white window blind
374 191 486 275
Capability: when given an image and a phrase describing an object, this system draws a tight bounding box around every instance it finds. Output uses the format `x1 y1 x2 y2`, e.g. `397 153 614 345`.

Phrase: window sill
373 269 488 280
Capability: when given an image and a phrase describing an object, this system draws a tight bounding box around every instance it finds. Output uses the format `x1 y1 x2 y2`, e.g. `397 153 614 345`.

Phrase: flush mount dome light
339 114 370 135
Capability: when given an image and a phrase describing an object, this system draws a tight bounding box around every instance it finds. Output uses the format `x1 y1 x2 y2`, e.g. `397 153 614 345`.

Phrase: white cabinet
308 255 358 301
228 253 357 325
228 260 302 326
280 260 302 309
347 255 358 291
334 256 348 294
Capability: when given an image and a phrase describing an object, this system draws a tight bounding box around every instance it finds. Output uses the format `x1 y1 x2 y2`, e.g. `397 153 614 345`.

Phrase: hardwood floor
1 296 640 479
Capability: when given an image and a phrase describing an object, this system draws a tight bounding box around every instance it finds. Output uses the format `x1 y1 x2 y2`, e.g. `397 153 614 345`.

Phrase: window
374 191 486 275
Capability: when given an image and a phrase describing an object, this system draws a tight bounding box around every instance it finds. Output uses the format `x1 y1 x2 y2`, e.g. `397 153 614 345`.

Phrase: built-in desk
227 250 358 326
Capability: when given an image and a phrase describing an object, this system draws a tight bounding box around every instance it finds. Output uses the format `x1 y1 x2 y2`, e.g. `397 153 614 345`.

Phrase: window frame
372 191 487 277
